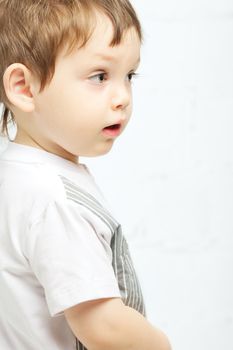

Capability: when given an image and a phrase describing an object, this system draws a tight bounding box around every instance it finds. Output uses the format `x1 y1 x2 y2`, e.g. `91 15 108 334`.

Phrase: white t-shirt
0 142 145 350
0 142 123 350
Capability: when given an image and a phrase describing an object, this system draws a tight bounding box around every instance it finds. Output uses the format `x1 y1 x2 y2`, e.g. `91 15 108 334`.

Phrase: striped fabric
59 175 146 350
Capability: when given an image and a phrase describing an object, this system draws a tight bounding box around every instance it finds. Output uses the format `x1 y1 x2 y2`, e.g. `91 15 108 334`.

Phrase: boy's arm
64 297 172 350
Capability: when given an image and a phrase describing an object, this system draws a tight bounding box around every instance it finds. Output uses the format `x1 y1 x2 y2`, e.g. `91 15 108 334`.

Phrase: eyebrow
94 53 140 65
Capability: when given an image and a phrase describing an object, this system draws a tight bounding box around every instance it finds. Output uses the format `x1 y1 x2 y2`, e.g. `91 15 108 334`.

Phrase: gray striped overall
59 175 146 350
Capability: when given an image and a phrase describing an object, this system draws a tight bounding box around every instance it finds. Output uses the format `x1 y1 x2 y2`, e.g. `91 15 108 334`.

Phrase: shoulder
0 161 67 219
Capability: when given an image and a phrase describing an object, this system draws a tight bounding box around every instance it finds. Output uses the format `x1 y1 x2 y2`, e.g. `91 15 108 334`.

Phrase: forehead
88 30 139 62
70 13 141 62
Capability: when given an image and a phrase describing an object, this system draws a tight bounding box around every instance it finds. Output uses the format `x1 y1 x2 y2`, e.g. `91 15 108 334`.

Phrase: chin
83 142 114 157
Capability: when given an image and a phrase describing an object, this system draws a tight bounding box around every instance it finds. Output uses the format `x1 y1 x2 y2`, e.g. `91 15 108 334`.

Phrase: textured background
1 1 233 349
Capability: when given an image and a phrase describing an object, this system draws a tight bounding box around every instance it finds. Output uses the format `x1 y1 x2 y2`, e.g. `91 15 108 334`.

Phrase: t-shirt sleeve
24 200 121 317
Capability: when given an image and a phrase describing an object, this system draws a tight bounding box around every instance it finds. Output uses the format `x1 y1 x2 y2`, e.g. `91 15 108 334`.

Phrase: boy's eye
127 72 138 82
88 72 139 84
89 73 107 83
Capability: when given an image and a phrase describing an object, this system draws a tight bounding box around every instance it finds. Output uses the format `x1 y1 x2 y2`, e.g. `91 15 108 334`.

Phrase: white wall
1 1 233 349
82 1 233 349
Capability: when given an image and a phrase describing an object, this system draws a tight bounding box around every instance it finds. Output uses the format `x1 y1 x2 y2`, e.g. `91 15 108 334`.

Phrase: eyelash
88 72 139 84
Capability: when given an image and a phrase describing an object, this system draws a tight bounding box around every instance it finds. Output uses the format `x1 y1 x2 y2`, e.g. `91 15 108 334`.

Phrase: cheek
126 103 133 119
70 89 108 118
65 83 103 105
35 81 108 130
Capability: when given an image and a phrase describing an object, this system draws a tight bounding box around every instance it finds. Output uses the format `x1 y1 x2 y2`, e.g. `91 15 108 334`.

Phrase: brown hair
0 0 142 139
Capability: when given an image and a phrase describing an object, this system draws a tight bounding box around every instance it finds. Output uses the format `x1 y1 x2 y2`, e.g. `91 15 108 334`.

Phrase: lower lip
102 125 122 138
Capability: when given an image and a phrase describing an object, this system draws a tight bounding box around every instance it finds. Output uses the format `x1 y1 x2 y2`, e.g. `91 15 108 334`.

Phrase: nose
111 83 131 111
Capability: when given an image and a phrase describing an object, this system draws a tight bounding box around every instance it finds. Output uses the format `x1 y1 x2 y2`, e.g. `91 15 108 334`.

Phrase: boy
0 1 171 349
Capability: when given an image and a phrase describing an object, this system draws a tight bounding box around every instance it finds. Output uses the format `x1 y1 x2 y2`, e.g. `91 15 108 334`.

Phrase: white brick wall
1 1 233 349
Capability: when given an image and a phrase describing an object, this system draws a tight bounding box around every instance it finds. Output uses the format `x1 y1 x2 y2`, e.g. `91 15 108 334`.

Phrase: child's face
17 13 141 163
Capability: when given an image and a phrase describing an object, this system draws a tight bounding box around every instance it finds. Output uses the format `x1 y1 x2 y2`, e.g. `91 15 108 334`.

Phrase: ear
3 63 36 113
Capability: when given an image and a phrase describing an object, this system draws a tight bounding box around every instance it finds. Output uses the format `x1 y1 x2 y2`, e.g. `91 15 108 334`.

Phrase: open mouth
102 123 122 137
